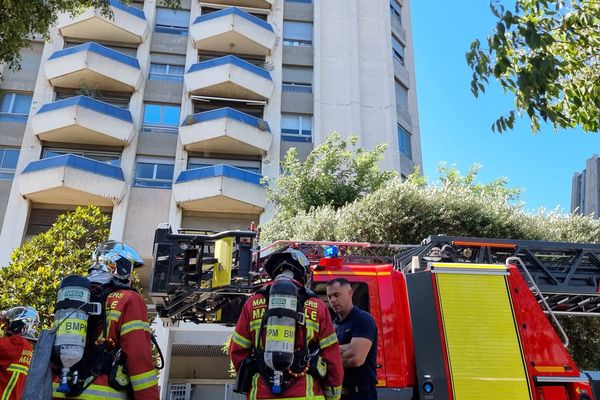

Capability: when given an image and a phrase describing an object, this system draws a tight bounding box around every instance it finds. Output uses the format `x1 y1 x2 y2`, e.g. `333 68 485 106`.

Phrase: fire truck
149 224 600 400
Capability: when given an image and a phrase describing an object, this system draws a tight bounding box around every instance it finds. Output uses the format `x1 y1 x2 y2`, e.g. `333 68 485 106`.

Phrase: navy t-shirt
334 306 378 387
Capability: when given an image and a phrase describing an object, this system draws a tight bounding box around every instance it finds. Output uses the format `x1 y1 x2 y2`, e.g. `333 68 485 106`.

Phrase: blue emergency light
324 245 339 258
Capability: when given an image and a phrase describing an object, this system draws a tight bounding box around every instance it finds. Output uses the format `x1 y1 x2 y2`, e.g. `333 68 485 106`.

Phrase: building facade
571 154 600 217
0 0 421 398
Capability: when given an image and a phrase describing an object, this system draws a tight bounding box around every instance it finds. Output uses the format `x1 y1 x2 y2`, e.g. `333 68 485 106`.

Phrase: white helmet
89 241 144 284
1 306 39 341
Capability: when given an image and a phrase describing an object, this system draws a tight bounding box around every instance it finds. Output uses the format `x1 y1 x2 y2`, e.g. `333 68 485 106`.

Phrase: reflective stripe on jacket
230 283 343 400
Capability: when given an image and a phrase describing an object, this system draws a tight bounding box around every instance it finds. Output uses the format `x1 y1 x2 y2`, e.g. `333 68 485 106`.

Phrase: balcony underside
19 166 126 206
45 47 142 92
180 113 271 155
185 62 273 100
174 175 265 214
59 12 148 44
32 101 134 146
193 31 273 56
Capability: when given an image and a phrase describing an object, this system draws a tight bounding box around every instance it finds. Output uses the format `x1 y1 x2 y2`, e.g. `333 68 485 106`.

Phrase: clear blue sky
411 1 598 212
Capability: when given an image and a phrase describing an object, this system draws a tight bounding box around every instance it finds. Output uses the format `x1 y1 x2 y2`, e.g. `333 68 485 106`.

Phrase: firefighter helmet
1 306 39 341
263 248 311 284
89 241 144 283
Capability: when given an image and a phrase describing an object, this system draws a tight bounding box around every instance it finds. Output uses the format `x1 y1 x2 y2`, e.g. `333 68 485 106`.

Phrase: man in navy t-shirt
326 278 378 400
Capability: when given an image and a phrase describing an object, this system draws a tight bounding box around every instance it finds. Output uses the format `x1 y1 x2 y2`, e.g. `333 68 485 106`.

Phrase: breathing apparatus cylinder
53 275 92 393
264 270 299 394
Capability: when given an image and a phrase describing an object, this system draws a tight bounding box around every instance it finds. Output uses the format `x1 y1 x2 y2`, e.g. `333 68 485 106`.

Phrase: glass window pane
155 164 174 180
143 104 162 124
169 65 184 75
281 115 300 130
150 63 167 74
301 116 312 132
43 150 64 159
156 8 189 28
283 21 312 42
87 153 119 166
2 149 19 168
0 94 13 113
395 81 409 111
12 94 27 112
162 105 180 126
136 163 155 179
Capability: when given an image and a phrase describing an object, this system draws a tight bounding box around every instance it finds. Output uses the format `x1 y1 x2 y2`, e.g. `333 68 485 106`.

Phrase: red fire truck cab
151 227 600 400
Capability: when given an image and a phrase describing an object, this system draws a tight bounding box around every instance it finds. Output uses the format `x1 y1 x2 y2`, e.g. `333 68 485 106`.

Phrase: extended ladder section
395 236 600 316
149 224 256 323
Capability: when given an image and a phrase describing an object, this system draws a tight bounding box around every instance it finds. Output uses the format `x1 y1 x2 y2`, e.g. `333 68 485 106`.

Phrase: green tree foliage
0 205 110 328
467 0 600 133
0 0 180 75
262 165 600 368
266 132 397 217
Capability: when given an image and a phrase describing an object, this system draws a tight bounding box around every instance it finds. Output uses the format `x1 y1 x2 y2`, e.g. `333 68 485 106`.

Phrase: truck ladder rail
507 256 569 347
395 235 600 316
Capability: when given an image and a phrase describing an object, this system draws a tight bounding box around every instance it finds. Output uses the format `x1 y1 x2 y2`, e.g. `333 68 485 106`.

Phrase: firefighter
0 306 38 400
51 241 159 399
230 248 343 400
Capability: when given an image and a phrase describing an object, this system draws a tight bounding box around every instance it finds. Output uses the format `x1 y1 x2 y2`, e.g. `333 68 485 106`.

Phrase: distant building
571 154 600 217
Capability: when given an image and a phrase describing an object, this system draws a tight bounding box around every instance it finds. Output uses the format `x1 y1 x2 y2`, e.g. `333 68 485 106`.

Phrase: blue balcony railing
36 96 133 123
109 0 146 20
192 7 273 33
183 107 270 132
22 154 124 180
48 42 140 69
187 55 271 81
175 164 262 185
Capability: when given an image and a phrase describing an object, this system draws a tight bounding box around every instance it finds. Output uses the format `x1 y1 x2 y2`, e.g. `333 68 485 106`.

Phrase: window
398 124 412 158
142 103 180 134
155 8 190 35
134 158 175 188
55 89 130 109
285 0 312 3
392 35 405 65
193 98 264 119
395 80 409 113
64 41 137 57
282 66 313 93
283 21 313 46
0 92 32 122
43 149 121 166
149 63 184 82
188 157 261 174
281 113 312 142
0 148 19 180
390 0 402 25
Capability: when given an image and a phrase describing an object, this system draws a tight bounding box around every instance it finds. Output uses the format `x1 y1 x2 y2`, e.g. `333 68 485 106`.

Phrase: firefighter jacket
0 335 32 400
52 288 159 400
230 283 343 400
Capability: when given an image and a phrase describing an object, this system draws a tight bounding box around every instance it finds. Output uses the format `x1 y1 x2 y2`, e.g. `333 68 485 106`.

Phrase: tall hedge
261 173 600 369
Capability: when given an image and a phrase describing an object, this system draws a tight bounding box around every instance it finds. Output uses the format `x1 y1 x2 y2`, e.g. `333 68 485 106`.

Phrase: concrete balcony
18 155 126 206
31 96 134 146
45 42 142 92
185 55 273 100
58 0 148 44
180 108 272 155
199 0 273 9
173 165 265 213
190 8 275 56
